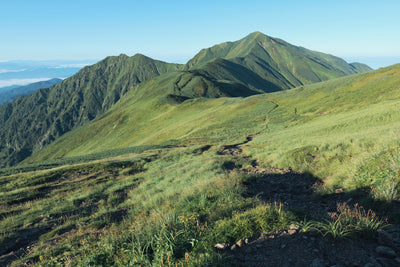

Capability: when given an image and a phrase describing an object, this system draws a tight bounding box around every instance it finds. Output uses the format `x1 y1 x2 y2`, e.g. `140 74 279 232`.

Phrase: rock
244 238 249 244
310 258 325 267
236 239 244 248
375 246 397 258
215 243 229 250
288 229 297 235
230 244 237 250
335 188 344 194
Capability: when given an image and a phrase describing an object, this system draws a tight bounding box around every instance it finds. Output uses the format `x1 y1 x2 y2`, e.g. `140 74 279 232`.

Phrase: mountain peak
132 53 148 59
245 31 267 38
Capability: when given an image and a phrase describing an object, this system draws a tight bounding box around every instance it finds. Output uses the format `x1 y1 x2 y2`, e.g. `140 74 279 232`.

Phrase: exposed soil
226 228 400 267
216 135 400 267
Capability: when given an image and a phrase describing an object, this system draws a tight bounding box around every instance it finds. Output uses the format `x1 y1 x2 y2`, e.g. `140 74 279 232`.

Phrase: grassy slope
186 32 372 88
2 64 400 266
0 54 182 167
25 71 277 162
248 64 400 189
0 32 373 169
27 64 400 187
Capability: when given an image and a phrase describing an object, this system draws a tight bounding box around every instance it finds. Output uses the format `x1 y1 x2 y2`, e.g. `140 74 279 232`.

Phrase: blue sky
1 0 400 69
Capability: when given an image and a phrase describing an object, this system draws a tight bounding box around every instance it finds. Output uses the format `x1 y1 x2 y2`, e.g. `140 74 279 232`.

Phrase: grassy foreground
1 146 297 266
1 64 400 265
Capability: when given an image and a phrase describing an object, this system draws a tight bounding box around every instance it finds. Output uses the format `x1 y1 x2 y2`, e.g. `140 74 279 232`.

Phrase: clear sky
1 0 399 69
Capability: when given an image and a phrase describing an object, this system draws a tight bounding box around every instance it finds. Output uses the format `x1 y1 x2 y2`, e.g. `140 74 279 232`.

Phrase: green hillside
25 63 400 183
1 62 399 266
4 32 400 266
186 32 372 88
0 32 372 168
0 54 182 167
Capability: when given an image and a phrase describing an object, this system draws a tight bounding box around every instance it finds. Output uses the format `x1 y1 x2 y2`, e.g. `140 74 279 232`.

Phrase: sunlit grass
3 64 400 265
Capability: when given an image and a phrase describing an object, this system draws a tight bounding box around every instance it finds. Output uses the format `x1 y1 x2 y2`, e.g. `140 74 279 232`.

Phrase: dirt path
216 135 400 266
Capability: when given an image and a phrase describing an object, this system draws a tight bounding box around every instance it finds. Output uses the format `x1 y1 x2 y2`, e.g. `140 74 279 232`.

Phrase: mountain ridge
0 54 182 167
174 32 372 99
25 62 399 164
0 32 372 167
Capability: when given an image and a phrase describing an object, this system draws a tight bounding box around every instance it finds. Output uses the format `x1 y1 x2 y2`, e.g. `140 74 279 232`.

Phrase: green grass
305 203 386 239
1 146 299 266
2 63 400 266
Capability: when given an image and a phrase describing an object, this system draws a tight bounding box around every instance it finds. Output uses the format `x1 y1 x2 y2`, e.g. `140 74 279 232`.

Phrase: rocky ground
215 137 400 266
217 224 400 266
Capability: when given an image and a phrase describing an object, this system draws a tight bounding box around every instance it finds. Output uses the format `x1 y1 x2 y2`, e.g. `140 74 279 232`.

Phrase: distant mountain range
0 59 96 89
0 78 62 106
0 32 372 167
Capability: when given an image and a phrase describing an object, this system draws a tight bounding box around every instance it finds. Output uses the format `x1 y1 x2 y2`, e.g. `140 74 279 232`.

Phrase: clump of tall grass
354 146 400 202
313 203 386 239
214 202 295 243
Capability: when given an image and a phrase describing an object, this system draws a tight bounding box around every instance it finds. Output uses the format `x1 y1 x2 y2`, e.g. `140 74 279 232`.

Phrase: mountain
2 32 400 266
0 78 62 105
0 54 182 167
0 32 371 167
0 85 19 93
0 60 96 91
349 62 373 72
2 62 400 266
166 32 372 100
0 60 96 80
25 62 398 164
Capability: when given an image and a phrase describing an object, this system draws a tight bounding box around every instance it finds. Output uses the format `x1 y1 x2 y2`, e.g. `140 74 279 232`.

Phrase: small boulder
288 229 297 235
215 243 229 250
236 239 244 247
